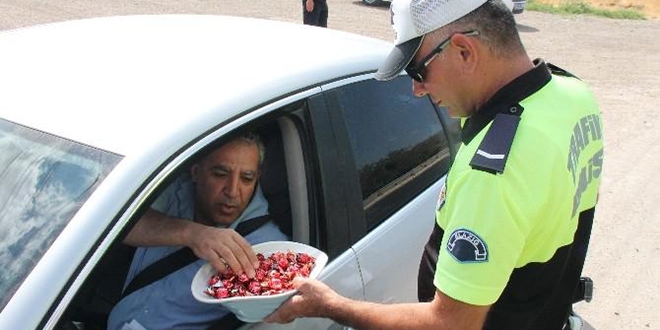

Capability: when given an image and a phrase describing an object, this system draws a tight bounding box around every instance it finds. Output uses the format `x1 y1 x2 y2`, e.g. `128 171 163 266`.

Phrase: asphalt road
1 1 659 329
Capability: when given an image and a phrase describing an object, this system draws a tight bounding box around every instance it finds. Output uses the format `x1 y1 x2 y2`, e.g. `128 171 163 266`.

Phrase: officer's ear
450 33 479 74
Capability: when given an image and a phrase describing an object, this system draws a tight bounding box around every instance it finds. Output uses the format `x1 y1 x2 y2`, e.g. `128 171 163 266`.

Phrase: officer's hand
186 223 259 278
265 278 339 323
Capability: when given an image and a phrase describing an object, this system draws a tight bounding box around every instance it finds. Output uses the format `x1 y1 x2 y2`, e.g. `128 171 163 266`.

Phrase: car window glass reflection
338 77 446 200
335 77 449 230
0 118 121 310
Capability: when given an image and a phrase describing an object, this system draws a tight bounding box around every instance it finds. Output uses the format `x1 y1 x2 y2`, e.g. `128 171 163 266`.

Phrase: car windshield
0 118 122 310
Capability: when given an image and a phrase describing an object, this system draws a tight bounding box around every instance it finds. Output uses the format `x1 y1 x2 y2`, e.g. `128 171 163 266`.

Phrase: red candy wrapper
204 250 316 299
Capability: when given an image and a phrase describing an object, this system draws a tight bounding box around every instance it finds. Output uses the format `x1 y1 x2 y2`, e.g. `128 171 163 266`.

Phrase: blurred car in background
503 0 527 13
362 0 391 5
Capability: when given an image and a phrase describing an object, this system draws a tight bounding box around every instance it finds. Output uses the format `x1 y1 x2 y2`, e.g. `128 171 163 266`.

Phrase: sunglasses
405 30 480 83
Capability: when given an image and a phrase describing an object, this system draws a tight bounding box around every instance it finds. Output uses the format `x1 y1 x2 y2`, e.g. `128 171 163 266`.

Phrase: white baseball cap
375 0 488 81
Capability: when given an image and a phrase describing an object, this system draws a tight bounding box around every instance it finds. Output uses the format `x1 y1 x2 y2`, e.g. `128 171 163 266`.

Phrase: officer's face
191 140 260 226
411 32 478 118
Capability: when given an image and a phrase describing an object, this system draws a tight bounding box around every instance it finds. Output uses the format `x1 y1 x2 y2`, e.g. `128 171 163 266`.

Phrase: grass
526 0 647 19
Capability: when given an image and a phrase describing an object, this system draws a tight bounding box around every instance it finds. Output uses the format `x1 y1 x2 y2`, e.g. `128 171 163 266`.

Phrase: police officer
266 0 604 329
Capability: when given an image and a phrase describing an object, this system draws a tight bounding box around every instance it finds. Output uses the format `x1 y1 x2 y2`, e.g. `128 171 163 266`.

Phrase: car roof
0 15 391 156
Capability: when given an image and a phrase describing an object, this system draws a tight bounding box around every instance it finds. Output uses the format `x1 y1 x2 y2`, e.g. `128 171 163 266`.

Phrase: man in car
108 131 288 330
266 0 603 329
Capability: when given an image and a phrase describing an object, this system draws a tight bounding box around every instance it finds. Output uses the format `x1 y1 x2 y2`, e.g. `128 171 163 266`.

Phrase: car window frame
316 74 455 247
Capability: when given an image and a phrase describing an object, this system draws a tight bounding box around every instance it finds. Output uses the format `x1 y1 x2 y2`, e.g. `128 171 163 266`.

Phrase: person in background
266 0 603 329
303 0 329 27
109 131 288 330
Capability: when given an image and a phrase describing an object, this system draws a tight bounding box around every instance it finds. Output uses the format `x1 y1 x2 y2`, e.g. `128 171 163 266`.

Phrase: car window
0 118 122 310
335 76 450 230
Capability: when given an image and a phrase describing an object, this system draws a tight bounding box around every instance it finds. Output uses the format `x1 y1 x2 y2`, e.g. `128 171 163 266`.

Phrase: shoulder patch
446 229 488 263
470 111 521 174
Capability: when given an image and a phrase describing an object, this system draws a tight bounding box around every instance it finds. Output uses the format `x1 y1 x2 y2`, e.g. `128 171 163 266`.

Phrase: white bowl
191 241 328 322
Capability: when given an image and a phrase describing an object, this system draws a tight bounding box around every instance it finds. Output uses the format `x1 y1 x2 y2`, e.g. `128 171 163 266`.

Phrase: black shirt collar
460 59 551 145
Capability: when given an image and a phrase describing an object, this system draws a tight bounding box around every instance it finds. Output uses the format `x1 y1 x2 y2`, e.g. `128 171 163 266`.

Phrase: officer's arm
330 290 489 330
267 278 490 330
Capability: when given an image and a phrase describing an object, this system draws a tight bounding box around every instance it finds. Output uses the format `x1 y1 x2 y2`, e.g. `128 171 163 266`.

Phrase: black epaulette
469 104 524 174
547 62 580 80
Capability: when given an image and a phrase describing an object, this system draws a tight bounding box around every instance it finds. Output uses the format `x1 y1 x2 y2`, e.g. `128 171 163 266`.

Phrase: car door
34 75 448 330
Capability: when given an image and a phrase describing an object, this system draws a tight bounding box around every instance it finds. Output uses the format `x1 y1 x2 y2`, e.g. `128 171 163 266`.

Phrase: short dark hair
447 0 526 58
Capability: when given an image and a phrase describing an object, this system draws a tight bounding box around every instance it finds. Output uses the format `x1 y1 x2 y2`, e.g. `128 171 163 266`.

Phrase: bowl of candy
191 241 328 322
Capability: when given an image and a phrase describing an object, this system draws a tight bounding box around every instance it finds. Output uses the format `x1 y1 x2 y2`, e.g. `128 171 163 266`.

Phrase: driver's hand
187 223 259 278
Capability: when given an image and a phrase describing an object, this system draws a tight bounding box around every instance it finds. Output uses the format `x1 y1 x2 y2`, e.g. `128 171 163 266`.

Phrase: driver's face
191 140 260 226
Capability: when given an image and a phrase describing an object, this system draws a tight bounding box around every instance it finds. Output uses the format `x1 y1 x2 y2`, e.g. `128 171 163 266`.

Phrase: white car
0 15 460 330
